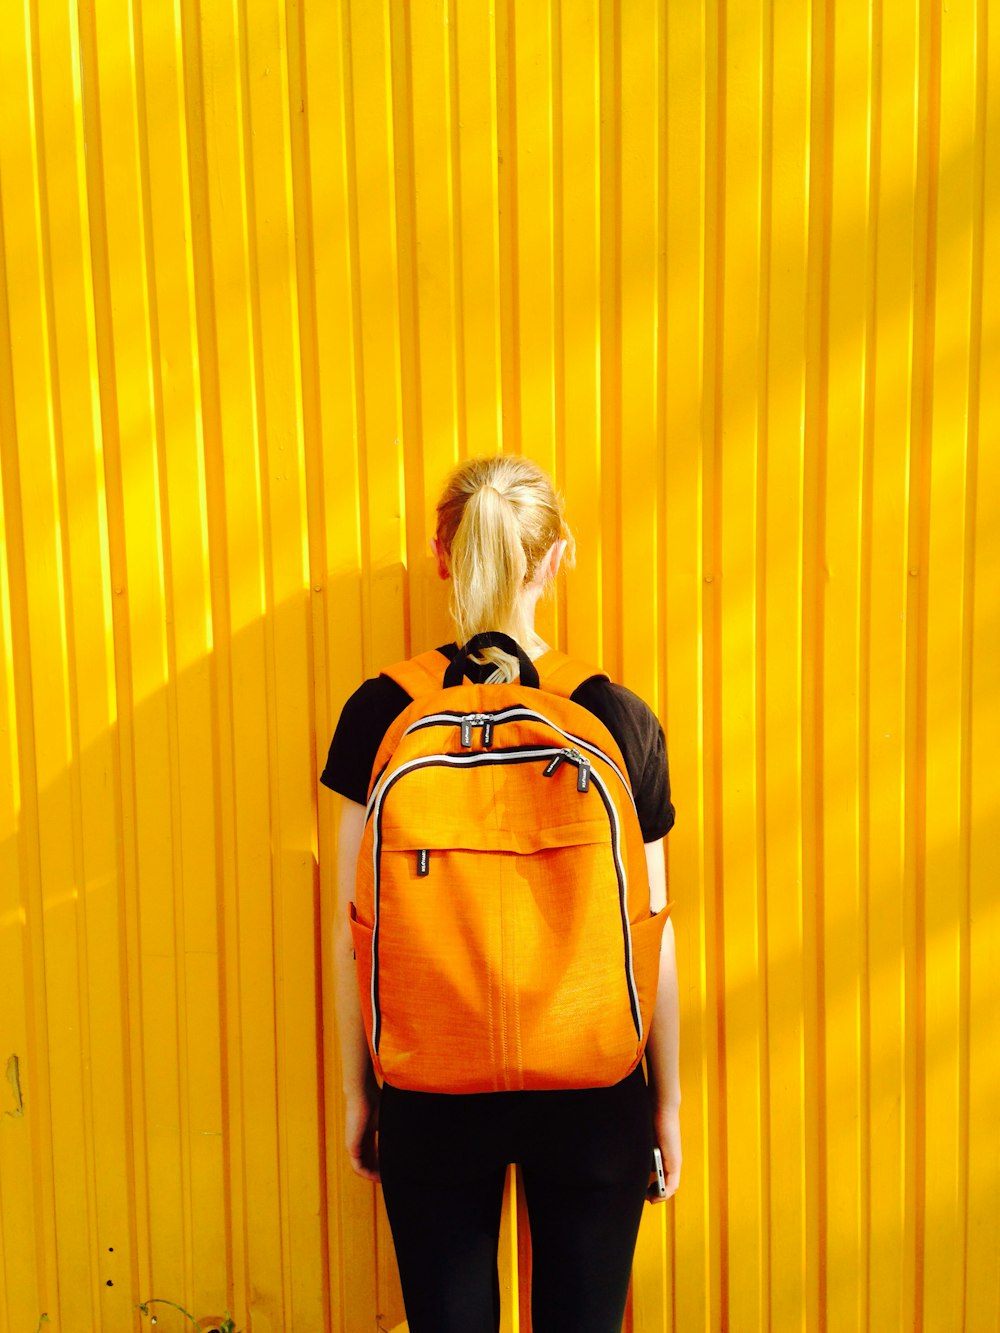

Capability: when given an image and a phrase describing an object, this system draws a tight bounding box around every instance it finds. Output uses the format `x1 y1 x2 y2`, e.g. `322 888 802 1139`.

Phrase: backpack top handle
443 631 540 689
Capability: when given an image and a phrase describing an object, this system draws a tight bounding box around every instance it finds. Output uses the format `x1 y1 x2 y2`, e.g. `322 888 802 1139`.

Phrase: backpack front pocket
361 743 651 1092
373 837 647 1093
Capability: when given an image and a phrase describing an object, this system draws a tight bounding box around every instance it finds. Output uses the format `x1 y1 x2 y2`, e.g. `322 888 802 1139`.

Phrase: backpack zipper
397 707 631 800
365 747 642 1056
459 713 494 747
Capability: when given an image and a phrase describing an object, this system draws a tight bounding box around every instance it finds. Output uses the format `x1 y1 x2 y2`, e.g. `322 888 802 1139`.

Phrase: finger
350 1154 381 1184
347 1135 367 1167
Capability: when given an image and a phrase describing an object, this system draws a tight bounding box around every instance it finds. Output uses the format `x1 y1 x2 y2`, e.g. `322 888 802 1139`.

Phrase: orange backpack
349 632 671 1093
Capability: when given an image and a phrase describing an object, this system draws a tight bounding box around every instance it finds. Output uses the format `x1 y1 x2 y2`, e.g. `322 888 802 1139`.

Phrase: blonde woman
323 456 681 1332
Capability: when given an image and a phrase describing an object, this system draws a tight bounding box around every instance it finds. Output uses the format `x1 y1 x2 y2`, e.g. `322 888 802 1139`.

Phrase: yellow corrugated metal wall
0 0 997 1329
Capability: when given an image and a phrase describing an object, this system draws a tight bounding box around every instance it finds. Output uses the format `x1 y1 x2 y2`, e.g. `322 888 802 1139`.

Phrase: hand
345 1087 381 1184
648 1103 681 1202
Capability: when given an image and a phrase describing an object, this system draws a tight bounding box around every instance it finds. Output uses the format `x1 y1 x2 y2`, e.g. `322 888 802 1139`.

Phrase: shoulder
329 674 414 754
570 677 663 751
339 673 412 725
569 677 675 841
319 673 413 798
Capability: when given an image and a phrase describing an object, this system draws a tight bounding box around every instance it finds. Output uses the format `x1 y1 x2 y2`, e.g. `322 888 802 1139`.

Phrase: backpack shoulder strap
534 648 610 699
382 645 609 700
380 647 451 699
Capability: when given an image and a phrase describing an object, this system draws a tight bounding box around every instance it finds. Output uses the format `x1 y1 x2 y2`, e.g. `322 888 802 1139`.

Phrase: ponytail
435 456 574 681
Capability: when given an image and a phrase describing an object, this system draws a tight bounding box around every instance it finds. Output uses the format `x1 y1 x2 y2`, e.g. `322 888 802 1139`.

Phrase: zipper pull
566 747 591 791
460 713 494 747
416 849 430 877
544 748 591 791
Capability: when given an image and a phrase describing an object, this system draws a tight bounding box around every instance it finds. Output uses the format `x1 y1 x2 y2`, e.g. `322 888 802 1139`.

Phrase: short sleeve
319 676 412 805
635 712 675 841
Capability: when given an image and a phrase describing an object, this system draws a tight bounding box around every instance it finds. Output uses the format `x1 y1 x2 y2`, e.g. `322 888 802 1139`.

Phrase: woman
322 455 681 1332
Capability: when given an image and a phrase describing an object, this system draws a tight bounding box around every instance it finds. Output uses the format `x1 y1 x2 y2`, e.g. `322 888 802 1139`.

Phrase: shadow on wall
0 552 459 1330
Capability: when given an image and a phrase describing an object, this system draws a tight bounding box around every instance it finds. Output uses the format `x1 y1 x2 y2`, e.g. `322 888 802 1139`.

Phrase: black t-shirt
320 644 675 842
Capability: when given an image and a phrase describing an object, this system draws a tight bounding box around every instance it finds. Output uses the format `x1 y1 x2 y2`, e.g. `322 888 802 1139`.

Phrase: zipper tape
367 706 632 818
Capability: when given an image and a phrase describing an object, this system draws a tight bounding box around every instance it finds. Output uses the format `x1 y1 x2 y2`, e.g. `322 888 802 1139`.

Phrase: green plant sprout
137 1298 239 1332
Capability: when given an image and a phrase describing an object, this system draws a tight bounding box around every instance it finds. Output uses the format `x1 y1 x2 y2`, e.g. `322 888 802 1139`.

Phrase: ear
430 536 450 581
546 538 567 582
529 539 566 591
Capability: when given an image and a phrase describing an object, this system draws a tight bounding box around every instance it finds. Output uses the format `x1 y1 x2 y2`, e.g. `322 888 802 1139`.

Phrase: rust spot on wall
4 1054 24 1117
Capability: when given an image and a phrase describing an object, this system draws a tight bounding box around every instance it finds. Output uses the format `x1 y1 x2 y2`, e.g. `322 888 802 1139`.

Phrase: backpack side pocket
628 907 672 1058
348 902 380 1077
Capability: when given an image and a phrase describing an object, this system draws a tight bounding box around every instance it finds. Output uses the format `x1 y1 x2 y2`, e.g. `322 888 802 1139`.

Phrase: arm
333 794 381 1183
643 837 682 1199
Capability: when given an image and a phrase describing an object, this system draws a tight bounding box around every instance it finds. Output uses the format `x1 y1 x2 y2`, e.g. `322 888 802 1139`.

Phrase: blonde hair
435 455 576 680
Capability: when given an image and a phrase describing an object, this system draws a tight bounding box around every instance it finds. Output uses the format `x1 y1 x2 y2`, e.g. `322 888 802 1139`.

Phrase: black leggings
377 1063 653 1333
